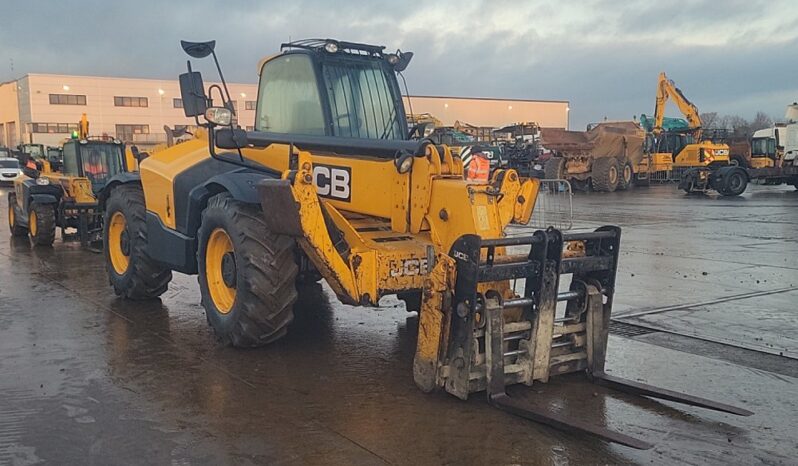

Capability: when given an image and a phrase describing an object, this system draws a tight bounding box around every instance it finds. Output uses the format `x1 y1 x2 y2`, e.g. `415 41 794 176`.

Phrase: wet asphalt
0 182 796 465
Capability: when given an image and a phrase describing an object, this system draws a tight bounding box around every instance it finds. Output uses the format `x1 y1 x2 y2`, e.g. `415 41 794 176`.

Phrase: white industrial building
0 73 569 148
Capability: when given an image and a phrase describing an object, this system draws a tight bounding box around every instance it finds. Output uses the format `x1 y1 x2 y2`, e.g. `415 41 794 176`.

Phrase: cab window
256 54 325 135
81 144 124 190
63 143 80 176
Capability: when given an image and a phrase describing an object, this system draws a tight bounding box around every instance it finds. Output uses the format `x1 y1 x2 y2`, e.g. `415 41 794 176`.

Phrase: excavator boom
654 72 703 138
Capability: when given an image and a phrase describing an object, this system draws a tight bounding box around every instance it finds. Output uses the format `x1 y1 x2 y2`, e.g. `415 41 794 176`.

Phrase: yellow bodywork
140 135 540 387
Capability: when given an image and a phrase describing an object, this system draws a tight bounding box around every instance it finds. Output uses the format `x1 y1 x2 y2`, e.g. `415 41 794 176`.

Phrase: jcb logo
452 250 470 262
390 258 429 277
314 165 351 201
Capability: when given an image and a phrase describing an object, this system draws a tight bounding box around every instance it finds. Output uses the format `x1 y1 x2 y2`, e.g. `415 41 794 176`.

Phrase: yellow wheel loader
101 39 752 449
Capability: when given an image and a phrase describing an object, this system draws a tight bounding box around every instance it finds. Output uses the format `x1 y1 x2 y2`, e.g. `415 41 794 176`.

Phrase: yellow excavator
645 72 739 194
99 39 751 449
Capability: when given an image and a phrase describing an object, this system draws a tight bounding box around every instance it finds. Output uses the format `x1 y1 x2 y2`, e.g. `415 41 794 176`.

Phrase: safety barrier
530 179 573 230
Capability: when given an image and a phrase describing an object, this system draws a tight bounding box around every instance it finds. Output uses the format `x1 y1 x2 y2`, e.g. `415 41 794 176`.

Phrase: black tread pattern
104 184 172 299
8 194 28 237
617 158 633 191
29 203 56 246
198 193 298 347
591 157 619 192
544 156 565 179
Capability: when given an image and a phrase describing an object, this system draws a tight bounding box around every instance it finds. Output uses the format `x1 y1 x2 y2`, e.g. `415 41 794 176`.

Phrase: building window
49 94 87 105
114 96 149 107
116 124 149 141
245 100 256 111
31 123 79 133
173 98 183 108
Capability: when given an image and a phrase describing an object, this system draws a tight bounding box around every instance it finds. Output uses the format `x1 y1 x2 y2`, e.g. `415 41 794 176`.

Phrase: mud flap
256 179 303 236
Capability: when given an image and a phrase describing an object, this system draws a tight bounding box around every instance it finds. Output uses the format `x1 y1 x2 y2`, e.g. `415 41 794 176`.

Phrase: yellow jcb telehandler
8 114 133 247
100 39 752 449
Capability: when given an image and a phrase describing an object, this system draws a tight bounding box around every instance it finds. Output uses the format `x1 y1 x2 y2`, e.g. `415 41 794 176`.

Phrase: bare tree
750 111 773 133
700 112 719 128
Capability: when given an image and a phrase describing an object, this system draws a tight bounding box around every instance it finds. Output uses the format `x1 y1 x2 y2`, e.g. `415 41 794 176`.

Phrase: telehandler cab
101 39 751 449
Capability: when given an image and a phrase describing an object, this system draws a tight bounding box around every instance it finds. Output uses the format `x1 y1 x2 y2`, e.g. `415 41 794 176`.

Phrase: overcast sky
3 0 797 128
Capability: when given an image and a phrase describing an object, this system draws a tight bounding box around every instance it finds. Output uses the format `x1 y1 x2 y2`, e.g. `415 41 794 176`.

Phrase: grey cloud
2 0 796 129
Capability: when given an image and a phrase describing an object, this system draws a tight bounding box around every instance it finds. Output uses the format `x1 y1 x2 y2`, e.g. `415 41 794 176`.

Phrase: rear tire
8 194 27 237
591 157 619 192
197 193 299 347
617 159 633 191
544 156 566 179
720 168 748 196
28 203 56 246
104 184 172 299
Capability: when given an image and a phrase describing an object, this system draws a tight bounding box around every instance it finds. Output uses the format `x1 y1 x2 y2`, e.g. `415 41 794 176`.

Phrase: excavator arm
654 72 703 139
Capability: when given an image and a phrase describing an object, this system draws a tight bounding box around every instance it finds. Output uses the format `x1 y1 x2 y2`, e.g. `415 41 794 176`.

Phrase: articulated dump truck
99 39 752 449
541 122 652 192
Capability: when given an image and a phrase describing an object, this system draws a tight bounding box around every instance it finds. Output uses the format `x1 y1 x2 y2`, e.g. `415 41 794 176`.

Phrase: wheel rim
108 211 130 275
29 210 37 237
8 205 14 228
206 228 236 314
623 165 632 183
609 166 618 185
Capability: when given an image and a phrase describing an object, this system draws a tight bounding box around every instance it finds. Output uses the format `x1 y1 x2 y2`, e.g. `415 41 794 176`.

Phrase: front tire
104 184 172 299
8 194 27 237
544 156 566 179
197 193 298 347
28 203 56 246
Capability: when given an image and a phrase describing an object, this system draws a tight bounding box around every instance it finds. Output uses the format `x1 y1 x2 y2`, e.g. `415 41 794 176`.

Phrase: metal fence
530 179 573 230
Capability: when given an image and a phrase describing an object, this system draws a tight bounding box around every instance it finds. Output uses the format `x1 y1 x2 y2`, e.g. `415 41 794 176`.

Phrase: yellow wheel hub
108 211 130 275
29 210 37 237
206 228 237 314
8 206 14 228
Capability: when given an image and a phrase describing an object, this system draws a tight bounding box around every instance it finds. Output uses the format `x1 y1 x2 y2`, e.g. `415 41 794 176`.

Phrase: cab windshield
751 137 775 156
23 145 44 158
321 58 405 140
79 144 124 190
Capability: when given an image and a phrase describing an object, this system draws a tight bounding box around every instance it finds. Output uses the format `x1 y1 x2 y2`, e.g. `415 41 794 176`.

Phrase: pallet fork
445 227 752 449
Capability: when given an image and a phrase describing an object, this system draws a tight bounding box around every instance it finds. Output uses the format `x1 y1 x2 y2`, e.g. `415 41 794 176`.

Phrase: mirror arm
210 51 235 117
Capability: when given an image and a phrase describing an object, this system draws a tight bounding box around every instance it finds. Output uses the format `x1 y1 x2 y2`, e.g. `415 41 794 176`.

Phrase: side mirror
215 127 248 149
179 71 207 117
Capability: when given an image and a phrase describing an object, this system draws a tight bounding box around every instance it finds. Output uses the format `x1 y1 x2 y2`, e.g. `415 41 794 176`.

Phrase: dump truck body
540 122 646 192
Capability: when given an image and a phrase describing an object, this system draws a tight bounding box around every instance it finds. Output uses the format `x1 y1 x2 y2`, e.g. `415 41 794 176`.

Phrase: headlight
204 106 232 126
395 152 413 174
324 41 339 53
36 177 50 185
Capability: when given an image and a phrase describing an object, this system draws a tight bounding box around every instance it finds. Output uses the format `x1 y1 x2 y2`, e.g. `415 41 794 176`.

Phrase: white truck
718 104 798 194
